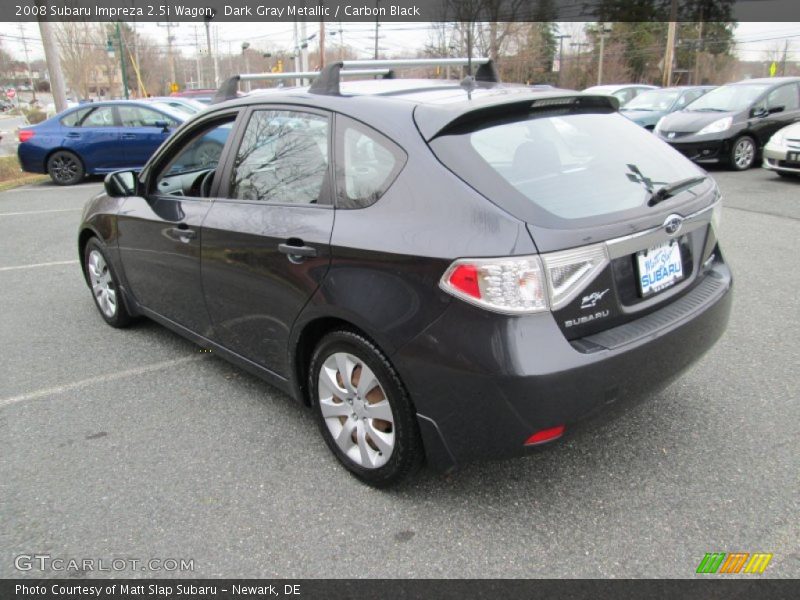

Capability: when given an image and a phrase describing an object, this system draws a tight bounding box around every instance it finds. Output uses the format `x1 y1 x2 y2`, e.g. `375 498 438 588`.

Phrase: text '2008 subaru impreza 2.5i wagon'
78 59 732 487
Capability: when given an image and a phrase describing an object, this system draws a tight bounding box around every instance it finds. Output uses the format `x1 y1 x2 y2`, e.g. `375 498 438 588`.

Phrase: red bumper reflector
524 425 565 446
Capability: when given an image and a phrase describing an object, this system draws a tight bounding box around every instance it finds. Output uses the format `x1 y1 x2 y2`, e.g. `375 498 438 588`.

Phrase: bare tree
56 22 96 99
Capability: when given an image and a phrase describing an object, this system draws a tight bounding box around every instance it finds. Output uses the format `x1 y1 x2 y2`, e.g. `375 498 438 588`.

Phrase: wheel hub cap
318 352 395 469
88 250 117 318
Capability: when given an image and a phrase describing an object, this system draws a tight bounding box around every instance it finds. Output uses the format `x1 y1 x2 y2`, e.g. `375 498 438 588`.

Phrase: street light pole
241 42 250 91
555 34 571 87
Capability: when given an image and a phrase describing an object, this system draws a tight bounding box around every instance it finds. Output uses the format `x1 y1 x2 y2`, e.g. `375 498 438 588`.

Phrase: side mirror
751 106 768 118
154 120 170 133
104 170 138 197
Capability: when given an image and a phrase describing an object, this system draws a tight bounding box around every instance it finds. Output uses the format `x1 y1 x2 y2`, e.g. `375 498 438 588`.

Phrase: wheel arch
44 147 86 174
291 315 388 407
78 226 101 284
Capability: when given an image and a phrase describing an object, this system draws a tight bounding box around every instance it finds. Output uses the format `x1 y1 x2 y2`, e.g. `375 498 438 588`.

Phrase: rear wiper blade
648 176 708 207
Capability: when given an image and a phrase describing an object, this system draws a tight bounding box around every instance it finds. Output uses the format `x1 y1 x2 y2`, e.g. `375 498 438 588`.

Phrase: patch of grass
0 155 48 191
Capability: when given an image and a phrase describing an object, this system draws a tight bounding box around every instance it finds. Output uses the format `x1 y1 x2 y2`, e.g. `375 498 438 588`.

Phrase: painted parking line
0 260 79 272
0 208 82 216
0 355 207 409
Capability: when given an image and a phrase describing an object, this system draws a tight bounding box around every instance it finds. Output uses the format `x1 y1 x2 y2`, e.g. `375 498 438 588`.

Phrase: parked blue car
18 100 195 185
620 86 716 130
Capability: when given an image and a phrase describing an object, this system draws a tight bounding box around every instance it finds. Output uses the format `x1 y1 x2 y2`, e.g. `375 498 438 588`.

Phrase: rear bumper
395 261 732 472
17 143 46 174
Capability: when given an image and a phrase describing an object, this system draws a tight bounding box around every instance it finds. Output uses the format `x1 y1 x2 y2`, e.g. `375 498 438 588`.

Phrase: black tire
309 329 424 487
47 150 84 185
728 135 757 171
83 238 132 328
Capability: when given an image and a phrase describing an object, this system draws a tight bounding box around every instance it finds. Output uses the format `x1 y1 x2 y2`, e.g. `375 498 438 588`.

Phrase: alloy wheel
50 154 80 183
317 352 395 469
88 250 117 318
733 138 755 169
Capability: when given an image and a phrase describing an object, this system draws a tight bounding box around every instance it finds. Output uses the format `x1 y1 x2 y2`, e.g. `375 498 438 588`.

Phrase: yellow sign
170 82 180 93
769 62 777 77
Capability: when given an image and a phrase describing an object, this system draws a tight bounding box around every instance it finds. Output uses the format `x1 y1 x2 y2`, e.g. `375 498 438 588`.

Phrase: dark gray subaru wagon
78 59 732 486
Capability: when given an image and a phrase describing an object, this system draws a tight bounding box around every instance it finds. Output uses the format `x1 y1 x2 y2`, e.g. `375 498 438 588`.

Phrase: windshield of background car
684 84 770 112
429 111 706 226
623 89 680 111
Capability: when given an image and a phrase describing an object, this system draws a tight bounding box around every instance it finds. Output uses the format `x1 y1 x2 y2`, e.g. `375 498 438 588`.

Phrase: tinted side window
767 84 799 111
119 105 177 127
60 107 92 127
81 107 116 127
229 110 329 205
335 116 406 209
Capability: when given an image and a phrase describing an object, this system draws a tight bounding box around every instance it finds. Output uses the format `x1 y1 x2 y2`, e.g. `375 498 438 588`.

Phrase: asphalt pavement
0 167 798 579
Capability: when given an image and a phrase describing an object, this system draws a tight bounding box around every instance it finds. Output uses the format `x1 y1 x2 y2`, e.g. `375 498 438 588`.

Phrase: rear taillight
541 243 609 310
440 256 548 314
18 129 34 143
440 243 609 315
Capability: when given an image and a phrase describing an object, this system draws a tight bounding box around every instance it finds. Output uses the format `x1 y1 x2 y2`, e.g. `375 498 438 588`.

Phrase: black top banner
6 0 800 23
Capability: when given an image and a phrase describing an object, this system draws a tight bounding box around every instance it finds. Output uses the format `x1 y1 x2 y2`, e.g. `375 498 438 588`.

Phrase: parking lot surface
1 168 798 578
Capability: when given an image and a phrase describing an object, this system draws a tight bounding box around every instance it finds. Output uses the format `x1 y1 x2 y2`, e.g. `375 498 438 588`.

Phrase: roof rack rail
212 68 393 103
309 57 498 96
212 57 498 102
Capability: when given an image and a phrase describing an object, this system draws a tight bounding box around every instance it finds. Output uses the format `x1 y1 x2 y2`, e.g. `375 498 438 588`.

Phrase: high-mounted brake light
18 129 34 143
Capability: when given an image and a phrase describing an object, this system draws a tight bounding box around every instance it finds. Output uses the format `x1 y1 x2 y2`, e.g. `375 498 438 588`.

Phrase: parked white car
763 121 800 178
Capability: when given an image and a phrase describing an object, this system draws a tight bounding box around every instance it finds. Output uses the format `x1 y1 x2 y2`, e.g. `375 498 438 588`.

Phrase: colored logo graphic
696 552 773 574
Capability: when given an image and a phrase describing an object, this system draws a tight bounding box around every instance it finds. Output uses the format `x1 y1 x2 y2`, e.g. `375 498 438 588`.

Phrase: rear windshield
429 111 705 225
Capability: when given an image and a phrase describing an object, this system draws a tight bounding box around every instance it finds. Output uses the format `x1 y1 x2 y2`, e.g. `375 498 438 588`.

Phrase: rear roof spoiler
212 57 499 102
415 93 620 141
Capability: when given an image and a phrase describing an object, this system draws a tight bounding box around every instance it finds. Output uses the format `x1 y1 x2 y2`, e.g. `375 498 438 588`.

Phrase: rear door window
81 107 116 127
335 116 406 209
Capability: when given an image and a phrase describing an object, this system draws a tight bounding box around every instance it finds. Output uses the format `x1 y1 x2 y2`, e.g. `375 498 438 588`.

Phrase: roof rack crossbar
212 58 498 102
309 57 497 96
212 68 392 103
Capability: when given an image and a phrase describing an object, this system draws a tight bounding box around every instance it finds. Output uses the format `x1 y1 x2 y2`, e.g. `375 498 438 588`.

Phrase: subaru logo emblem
663 214 683 236
667 132 676 139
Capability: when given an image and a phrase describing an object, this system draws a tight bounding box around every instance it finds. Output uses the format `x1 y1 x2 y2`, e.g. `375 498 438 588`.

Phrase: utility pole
597 23 610 86
38 19 67 111
662 0 679 87
115 22 129 99
241 42 251 91
157 22 178 90
780 39 789 76
374 0 380 60
204 16 219 87
193 25 202 88
555 34 572 87
18 23 36 102
693 20 703 85
319 18 326 68
571 41 589 87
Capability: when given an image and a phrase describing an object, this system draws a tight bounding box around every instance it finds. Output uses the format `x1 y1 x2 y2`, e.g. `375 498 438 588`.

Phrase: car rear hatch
418 91 723 341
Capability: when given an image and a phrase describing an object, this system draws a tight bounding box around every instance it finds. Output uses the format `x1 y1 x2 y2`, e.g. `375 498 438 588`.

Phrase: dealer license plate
636 239 684 297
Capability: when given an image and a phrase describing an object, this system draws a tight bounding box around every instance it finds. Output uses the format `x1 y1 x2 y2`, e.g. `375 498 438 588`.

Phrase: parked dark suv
79 59 732 487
